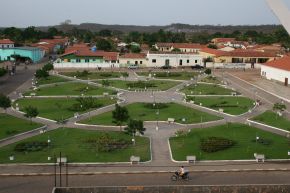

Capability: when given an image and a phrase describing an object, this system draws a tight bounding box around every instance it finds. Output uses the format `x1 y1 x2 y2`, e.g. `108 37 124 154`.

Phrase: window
195 60 198 63
127 61 130 64
165 59 170 66
67 59 71 62
135 61 138 65
187 60 190 64
76 59 81 63
140 61 143 64
179 59 183 66
85 59 89 63
152 59 156 63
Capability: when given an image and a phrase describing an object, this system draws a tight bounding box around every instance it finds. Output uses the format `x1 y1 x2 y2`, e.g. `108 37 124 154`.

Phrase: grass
170 123 290 161
97 80 180 91
188 96 255 115
24 82 116 96
181 83 237 95
0 128 151 163
0 114 43 140
36 76 70 85
80 103 222 126
60 71 125 80
200 76 222 84
14 97 116 121
251 111 290 131
136 71 198 80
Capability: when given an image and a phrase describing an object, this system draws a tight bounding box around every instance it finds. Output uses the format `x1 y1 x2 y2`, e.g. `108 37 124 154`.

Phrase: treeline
1 25 289 49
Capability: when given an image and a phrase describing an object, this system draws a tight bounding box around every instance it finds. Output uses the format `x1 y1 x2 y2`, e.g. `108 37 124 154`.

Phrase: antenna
266 0 290 35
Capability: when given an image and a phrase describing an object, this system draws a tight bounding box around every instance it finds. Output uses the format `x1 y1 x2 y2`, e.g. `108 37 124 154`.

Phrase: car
128 64 139 69
191 65 204 69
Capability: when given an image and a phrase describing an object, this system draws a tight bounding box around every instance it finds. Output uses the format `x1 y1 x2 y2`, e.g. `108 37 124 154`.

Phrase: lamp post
156 109 159 131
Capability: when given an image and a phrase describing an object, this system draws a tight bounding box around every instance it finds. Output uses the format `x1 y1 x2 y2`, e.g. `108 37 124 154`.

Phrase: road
1 171 290 193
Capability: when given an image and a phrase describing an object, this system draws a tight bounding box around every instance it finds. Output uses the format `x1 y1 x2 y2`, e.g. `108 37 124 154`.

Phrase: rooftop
0 39 14 44
263 56 290 72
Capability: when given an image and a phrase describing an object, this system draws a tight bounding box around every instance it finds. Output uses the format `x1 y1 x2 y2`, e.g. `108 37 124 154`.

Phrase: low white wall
261 65 290 85
206 63 262 69
54 62 120 69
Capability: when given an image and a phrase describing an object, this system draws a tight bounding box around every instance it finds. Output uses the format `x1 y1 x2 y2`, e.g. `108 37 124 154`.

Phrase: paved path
1 69 290 175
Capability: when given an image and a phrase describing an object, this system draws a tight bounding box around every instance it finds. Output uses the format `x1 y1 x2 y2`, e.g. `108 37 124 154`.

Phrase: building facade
119 53 147 67
0 47 44 63
147 52 202 68
261 56 290 86
0 39 14 49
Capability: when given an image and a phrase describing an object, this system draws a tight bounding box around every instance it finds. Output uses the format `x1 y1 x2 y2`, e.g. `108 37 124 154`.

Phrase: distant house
154 43 205 53
147 52 202 68
0 39 14 49
31 37 69 55
119 53 147 67
54 44 119 69
261 56 290 86
0 47 44 63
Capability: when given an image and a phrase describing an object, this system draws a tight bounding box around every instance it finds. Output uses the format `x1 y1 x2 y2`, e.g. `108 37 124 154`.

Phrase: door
285 78 288 86
165 59 170 67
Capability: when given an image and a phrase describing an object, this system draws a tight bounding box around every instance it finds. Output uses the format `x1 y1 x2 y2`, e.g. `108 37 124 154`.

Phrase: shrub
126 81 156 88
204 69 212 75
101 80 110 87
99 72 112 77
42 63 54 71
35 69 49 79
200 137 236 153
0 67 7 77
83 134 131 152
68 97 102 111
14 141 48 152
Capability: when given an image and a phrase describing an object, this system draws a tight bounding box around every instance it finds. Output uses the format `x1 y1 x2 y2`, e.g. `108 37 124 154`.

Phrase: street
1 171 290 193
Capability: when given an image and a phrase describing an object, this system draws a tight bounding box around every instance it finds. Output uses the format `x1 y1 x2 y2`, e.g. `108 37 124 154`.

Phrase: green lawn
252 111 290 131
97 80 180 91
36 76 70 85
25 82 116 96
136 71 198 80
81 103 222 126
0 114 43 140
181 83 237 95
200 76 222 84
60 71 126 80
0 128 150 163
15 97 116 121
188 96 255 115
170 123 290 161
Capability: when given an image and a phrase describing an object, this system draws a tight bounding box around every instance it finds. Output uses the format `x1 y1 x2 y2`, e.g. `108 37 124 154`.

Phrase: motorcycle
171 171 190 181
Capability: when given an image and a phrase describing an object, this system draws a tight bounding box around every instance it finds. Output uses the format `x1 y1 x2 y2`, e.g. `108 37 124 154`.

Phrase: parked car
128 64 139 69
191 65 204 69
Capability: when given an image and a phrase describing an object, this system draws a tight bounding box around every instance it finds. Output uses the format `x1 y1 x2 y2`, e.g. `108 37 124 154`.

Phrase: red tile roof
63 45 119 61
212 38 236 43
120 53 146 59
200 48 227 56
263 56 290 72
0 39 14 44
219 49 277 58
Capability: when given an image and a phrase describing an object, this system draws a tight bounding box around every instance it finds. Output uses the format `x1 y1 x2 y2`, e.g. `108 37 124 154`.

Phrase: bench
130 156 140 165
167 118 175 123
254 153 265 162
186 156 196 164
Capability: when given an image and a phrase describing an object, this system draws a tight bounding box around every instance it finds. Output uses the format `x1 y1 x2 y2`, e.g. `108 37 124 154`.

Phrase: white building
147 52 203 68
261 56 290 86
119 53 147 67
0 39 14 49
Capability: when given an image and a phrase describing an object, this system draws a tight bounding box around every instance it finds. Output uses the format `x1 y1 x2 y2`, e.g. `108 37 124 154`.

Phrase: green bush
126 81 156 88
99 72 113 78
42 63 54 71
68 97 102 111
204 69 212 75
83 134 131 152
14 141 48 152
0 68 7 77
155 72 181 78
200 137 236 153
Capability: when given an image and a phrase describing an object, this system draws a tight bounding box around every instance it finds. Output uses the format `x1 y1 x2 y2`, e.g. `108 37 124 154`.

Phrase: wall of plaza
261 65 290 85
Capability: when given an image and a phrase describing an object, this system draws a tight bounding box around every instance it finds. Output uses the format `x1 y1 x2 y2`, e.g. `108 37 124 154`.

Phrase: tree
130 45 141 53
204 68 212 75
24 106 39 124
35 69 49 79
42 63 54 72
273 103 286 119
125 119 145 135
0 94 11 112
96 39 113 51
112 104 129 131
207 44 218 49
124 119 146 145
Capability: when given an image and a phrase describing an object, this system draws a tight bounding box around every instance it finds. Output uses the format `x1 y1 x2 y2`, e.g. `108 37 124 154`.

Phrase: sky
0 0 290 27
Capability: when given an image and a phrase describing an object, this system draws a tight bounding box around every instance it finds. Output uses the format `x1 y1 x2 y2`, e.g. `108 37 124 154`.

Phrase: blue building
0 47 44 63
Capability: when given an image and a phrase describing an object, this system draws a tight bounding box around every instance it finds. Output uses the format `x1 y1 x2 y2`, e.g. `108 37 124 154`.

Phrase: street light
156 109 159 131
